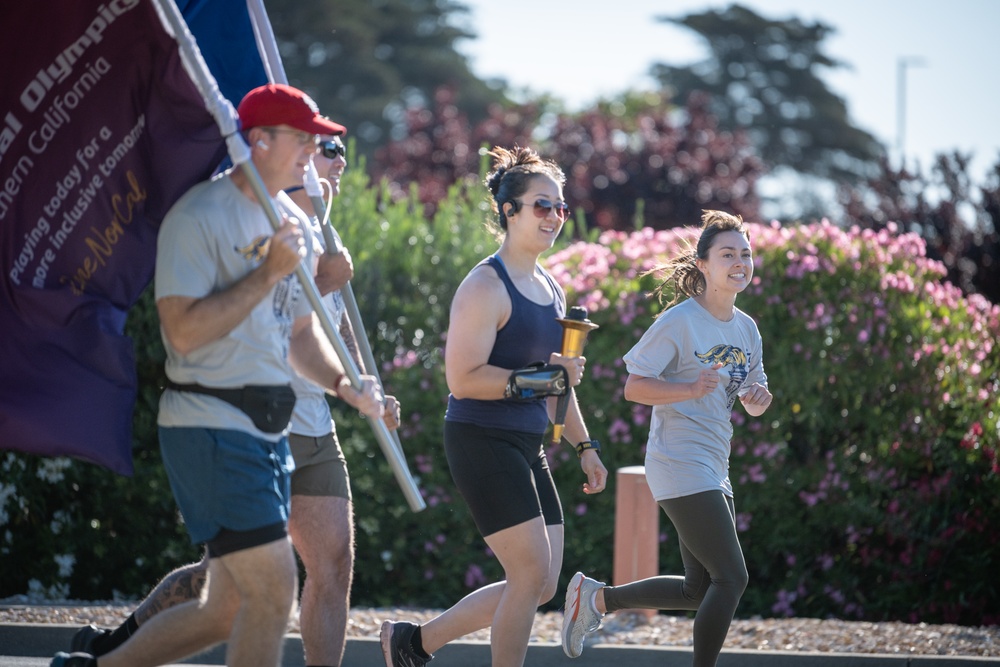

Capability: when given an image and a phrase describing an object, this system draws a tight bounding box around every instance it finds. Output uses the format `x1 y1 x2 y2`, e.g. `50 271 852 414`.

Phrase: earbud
256 140 269 150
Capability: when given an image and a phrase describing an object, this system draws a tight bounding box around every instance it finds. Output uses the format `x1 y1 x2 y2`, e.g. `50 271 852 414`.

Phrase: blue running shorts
159 427 294 547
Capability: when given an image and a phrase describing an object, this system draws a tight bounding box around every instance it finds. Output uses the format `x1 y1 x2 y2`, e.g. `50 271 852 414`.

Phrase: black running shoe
379 619 433 666
50 652 96 667
70 625 111 655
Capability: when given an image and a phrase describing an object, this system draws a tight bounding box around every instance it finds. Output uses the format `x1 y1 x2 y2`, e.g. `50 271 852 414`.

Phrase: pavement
2 622 1000 667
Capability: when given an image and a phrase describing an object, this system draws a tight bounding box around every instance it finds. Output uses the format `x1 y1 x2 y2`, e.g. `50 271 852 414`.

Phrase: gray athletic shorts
288 430 351 500
159 427 293 547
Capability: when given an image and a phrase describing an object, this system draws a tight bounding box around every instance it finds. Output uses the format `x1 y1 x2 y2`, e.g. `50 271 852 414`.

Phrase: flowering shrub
543 221 1000 625
3 164 996 627
343 207 999 624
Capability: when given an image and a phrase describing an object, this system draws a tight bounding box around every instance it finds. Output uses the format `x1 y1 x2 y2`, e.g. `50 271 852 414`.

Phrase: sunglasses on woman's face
515 198 571 222
320 139 346 160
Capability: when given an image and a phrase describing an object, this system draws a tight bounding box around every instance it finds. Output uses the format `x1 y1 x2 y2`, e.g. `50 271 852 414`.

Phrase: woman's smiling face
697 230 754 294
506 174 567 248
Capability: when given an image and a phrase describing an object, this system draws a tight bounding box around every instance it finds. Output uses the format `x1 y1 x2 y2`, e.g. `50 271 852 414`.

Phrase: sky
453 0 1000 185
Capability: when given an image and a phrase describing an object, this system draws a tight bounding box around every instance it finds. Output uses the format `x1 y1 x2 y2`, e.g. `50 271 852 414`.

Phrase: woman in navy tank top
379 146 608 667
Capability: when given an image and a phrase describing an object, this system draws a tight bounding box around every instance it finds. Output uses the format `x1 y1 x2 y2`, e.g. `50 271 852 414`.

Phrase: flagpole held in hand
303 165 412 476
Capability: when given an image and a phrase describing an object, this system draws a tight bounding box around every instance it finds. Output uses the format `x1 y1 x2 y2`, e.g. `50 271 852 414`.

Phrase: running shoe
50 653 96 667
70 624 111 655
561 571 605 658
379 619 433 666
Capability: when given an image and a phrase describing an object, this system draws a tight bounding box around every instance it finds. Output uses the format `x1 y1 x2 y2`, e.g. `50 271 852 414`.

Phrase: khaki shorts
288 431 351 500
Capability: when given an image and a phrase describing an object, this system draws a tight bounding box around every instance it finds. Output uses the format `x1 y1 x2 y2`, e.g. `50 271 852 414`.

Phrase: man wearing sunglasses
55 85 385 667
281 131 402 667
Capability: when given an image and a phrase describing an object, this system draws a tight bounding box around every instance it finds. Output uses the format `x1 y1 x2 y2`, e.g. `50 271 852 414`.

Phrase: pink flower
771 589 797 617
464 564 486 588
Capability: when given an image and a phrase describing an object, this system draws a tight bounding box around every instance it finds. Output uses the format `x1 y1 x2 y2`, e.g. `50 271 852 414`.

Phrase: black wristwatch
575 439 601 457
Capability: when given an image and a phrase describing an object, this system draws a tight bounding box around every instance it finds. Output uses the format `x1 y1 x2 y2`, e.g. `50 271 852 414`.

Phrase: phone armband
503 362 568 401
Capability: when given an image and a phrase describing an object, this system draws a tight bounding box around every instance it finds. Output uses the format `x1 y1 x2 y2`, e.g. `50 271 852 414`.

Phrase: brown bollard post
612 466 659 620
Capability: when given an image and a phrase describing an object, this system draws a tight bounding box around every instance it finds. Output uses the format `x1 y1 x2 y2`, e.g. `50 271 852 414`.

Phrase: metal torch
550 306 599 446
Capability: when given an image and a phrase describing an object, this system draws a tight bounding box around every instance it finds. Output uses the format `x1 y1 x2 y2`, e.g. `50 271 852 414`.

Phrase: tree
548 91 763 231
837 151 1000 303
650 4 884 183
370 88 765 232
263 0 507 158
372 86 540 212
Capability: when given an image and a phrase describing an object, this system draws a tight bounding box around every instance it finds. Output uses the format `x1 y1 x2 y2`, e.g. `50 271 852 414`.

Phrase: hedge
3 158 997 625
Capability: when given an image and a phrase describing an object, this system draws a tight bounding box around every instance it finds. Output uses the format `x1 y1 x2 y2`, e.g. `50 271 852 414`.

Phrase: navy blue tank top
445 255 566 433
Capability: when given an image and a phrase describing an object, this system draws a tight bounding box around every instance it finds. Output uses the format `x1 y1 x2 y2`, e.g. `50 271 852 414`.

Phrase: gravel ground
2 598 998 657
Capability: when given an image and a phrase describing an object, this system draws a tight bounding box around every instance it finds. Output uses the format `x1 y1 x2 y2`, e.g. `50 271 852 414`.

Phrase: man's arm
338 312 365 372
289 313 384 419
158 217 304 356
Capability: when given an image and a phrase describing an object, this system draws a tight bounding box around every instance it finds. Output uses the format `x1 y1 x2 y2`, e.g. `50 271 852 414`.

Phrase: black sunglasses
320 139 346 160
513 198 571 222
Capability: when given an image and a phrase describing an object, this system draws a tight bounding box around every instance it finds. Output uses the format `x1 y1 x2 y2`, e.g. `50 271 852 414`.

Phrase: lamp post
896 56 926 167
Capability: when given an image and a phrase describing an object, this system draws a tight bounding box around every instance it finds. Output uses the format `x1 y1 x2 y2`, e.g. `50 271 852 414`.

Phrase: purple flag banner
0 0 229 474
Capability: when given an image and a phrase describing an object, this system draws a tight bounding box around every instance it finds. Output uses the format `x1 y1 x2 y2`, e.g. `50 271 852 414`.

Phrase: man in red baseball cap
51 83 385 667
66 96 402 667
237 83 346 136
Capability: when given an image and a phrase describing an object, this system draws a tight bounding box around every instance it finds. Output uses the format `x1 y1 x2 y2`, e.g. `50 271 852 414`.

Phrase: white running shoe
561 571 605 658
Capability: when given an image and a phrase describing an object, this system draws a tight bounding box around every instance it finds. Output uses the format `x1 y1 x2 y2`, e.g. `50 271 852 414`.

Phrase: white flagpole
244 0 414 483
151 0 425 512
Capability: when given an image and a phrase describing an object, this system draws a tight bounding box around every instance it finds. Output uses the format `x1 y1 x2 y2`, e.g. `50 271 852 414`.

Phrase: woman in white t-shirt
562 210 773 667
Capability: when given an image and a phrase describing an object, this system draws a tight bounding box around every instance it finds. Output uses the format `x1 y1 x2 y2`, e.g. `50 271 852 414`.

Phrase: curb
2 623 998 666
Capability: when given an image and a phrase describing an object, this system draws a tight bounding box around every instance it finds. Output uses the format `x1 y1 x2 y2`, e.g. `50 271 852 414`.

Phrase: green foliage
3 168 997 628
339 168 1000 623
327 152 494 368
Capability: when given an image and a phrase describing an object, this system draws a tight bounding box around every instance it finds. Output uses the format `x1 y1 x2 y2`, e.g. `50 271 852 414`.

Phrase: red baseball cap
237 83 346 136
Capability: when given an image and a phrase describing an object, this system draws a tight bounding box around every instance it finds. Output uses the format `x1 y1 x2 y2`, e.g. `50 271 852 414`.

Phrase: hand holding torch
551 306 599 446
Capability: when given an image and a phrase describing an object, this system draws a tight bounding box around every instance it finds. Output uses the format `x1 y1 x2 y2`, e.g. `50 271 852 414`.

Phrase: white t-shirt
287 200 347 437
155 172 312 441
623 298 767 501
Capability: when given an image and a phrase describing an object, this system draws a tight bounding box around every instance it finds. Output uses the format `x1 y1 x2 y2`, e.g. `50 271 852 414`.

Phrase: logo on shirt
696 343 749 403
235 235 270 263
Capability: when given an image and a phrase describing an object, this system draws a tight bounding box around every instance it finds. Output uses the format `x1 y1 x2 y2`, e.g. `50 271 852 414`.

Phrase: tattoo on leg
135 567 209 625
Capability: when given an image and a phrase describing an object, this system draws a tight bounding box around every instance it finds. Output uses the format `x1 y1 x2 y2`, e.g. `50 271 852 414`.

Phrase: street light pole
896 56 926 167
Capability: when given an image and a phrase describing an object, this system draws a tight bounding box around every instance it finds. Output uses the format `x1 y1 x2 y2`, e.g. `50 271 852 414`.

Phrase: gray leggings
602 490 748 667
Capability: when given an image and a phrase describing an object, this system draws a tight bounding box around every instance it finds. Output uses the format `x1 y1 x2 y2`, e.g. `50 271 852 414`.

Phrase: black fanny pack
166 380 297 434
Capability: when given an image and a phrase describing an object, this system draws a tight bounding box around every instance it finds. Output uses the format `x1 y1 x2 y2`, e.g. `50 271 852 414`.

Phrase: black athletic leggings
602 490 748 667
